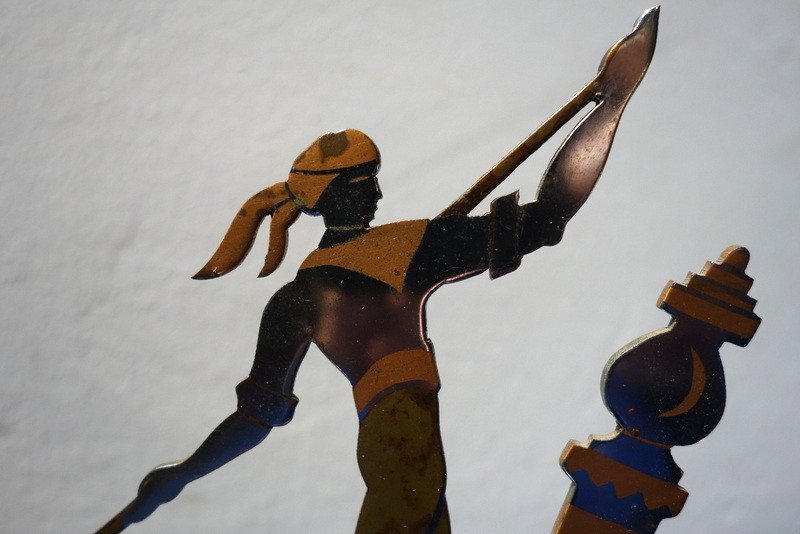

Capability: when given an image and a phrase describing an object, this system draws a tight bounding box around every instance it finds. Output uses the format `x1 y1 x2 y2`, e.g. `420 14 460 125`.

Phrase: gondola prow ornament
555 246 761 533
98 7 659 533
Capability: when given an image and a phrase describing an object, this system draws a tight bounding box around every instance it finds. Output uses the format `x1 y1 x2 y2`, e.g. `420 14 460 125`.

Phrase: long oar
438 6 659 218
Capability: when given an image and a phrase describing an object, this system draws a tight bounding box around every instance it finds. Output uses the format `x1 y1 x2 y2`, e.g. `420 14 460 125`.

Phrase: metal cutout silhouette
554 246 761 533
98 8 659 533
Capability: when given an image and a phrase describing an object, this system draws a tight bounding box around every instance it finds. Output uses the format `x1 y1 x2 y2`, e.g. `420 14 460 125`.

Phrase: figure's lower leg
431 499 451 534
356 490 449 534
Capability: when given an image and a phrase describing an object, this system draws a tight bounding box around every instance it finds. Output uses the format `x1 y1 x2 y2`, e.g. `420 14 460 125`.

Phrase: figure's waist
353 348 440 420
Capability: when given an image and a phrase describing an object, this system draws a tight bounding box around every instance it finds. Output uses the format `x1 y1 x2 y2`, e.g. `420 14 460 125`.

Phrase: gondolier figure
99 9 658 533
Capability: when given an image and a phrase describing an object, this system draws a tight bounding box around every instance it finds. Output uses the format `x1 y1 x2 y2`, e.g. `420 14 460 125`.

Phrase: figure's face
344 172 382 224
315 167 382 228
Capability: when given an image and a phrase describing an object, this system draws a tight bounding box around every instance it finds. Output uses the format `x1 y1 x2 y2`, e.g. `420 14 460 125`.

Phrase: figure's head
193 129 381 280
311 162 382 228
287 129 381 228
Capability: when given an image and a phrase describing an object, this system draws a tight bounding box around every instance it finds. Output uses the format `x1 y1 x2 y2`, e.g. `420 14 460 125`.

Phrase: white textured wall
2 2 798 532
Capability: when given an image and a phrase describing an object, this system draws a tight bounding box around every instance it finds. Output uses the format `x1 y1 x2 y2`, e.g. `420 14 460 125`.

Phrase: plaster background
2 1 798 532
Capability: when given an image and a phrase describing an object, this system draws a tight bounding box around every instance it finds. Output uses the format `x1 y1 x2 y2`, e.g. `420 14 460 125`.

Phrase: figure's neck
319 226 370 248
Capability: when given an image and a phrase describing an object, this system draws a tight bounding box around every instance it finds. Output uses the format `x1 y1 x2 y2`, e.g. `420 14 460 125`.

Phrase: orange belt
353 349 440 417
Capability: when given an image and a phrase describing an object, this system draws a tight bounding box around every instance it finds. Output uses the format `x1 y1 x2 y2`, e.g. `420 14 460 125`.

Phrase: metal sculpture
98 8 659 533
554 246 761 533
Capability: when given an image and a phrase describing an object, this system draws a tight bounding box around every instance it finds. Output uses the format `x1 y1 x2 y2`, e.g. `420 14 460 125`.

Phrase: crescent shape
659 347 707 418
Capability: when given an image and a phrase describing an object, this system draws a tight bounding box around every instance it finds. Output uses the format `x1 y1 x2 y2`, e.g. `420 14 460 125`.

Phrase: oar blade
597 6 660 103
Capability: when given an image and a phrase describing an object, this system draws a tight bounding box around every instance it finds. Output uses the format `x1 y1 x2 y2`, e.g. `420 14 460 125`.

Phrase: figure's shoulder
298 219 430 292
259 279 316 328
265 279 310 309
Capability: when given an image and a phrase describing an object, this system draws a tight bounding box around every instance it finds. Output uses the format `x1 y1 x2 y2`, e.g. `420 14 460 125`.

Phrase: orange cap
287 129 380 209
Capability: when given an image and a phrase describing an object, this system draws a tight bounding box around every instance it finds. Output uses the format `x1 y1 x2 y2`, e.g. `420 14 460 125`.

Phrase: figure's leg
432 498 451 534
97 412 270 534
355 387 449 534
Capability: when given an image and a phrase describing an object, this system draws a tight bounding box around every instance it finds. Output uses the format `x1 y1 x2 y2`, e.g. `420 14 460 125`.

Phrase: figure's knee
357 388 446 485
357 483 447 534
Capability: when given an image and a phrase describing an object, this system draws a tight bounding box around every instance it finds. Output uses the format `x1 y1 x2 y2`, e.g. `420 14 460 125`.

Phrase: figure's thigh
356 387 448 532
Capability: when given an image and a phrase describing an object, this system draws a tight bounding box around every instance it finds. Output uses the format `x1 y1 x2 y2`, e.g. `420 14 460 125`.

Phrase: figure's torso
247 215 493 411
297 220 434 384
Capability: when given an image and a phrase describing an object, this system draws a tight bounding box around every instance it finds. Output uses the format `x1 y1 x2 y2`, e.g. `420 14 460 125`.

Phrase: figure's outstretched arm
475 12 659 278
423 58 650 282
485 34 654 274
97 413 270 534
97 282 312 533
